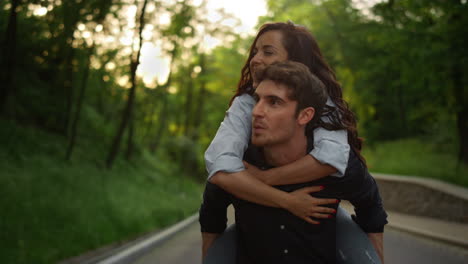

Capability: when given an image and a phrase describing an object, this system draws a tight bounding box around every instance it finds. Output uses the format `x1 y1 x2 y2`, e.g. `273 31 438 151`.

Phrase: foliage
0 118 202 264
261 0 468 162
363 138 468 187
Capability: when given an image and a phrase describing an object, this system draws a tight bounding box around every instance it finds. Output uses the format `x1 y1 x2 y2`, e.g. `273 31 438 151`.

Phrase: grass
363 138 468 187
0 119 203 264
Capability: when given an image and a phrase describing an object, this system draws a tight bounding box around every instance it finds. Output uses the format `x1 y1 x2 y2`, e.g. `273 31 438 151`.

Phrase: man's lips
253 123 267 132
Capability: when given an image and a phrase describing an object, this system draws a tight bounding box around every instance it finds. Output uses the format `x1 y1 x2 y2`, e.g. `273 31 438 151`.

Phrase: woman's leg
203 224 237 264
204 207 381 264
336 206 381 264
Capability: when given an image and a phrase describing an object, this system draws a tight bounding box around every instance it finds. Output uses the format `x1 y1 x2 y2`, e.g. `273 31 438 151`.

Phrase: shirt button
284 249 289 254
280 225 285 230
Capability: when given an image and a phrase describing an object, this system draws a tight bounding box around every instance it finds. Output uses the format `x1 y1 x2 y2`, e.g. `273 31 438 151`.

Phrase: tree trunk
191 54 207 141
449 5 468 165
452 62 468 165
64 40 76 135
142 90 159 144
66 44 95 160
396 82 407 136
456 106 468 165
59 1 82 135
106 0 148 168
0 0 20 114
125 109 135 160
149 47 176 153
183 69 194 136
150 93 168 153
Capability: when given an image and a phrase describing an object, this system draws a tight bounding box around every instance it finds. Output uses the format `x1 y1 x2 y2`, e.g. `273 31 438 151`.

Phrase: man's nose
252 101 265 117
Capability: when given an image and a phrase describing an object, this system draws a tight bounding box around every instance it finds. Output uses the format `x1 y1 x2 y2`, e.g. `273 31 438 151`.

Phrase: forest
0 0 467 263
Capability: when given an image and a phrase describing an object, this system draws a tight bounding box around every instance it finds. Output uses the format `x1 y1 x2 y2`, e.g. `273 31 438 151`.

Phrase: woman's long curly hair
232 21 365 164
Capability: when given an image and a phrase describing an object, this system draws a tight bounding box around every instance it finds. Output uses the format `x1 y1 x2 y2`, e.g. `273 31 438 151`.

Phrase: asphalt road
383 228 468 264
129 220 468 264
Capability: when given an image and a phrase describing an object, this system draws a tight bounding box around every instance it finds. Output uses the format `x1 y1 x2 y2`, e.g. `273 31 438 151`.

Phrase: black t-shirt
199 144 387 264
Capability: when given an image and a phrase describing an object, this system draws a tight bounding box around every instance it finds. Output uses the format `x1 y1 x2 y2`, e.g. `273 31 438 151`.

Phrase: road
129 220 468 264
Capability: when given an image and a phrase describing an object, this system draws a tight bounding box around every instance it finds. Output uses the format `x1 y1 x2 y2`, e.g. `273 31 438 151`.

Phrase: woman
206 22 358 222
201 22 386 263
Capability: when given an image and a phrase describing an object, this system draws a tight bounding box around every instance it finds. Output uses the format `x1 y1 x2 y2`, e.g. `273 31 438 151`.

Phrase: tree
0 0 20 114
106 0 149 168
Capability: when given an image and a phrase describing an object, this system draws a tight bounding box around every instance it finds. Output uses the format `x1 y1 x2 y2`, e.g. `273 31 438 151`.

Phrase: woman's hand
285 186 338 224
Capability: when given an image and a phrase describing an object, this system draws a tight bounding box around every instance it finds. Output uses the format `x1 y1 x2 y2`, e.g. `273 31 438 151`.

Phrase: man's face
251 80 299 147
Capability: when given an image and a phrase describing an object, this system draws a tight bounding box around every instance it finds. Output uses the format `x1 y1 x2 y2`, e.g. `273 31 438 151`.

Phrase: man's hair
255 61 328 129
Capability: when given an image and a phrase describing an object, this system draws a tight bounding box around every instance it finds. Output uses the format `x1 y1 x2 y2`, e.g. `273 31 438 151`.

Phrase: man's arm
335 151 387 263
367 233 384 263
202 232 221 261
199 182 231 259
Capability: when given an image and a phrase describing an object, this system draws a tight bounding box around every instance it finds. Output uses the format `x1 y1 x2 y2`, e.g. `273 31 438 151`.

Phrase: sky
137 0 268 87
204 0 268 34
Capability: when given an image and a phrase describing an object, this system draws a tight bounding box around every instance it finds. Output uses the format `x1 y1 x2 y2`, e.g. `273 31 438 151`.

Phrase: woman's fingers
313 197 339 206
298 185 325 194
310 212 333 219
303 216 320 225
312 206 336 214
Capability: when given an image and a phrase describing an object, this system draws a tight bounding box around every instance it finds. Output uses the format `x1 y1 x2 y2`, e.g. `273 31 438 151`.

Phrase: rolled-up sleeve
342 153 388 233
309 98 350 177
204 94 255 179
349 171 388 233
310 128 350 177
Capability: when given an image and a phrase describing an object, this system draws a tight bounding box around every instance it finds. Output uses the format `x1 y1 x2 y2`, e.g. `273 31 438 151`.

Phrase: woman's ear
297 107 315 126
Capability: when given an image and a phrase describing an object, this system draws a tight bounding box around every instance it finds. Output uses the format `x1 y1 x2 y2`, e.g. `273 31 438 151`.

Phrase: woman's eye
264 51 273 56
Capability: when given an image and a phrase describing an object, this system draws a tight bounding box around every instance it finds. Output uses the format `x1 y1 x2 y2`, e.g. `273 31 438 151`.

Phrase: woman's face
249 30 288 88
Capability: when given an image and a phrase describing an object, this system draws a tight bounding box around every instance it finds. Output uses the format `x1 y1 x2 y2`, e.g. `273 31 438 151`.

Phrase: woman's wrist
261 169 278 185
276 191 294 209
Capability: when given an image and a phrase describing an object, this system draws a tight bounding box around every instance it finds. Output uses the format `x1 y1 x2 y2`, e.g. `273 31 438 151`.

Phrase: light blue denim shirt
205 93 350 179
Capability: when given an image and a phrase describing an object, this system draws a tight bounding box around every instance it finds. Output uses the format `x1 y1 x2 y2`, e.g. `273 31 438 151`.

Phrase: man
200 61 387 264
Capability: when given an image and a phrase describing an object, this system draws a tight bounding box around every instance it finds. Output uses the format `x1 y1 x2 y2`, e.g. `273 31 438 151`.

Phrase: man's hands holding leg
202 232 221 261
367 232 384 264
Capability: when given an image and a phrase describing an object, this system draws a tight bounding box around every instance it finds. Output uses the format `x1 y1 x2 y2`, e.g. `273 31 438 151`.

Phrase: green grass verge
363 138 468 187
0 119 203 264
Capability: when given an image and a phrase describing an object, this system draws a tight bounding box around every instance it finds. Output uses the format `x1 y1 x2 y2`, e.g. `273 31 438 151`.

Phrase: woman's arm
245 155 336 185
210 170 338 224
205 94 254 179
248 128 350 185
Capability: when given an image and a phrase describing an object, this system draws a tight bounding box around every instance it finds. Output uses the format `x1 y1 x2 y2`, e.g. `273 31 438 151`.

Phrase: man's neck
263 133 308 167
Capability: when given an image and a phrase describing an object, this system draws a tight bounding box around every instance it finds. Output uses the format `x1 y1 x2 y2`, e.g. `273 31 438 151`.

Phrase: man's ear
297 107 315 126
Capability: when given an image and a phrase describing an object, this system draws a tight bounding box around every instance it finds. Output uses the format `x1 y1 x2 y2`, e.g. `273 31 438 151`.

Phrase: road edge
95 214 199 264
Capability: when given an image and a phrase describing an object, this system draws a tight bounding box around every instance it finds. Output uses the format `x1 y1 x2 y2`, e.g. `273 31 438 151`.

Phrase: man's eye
270 98 279 105
253 95 259 102
264 51 273 56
